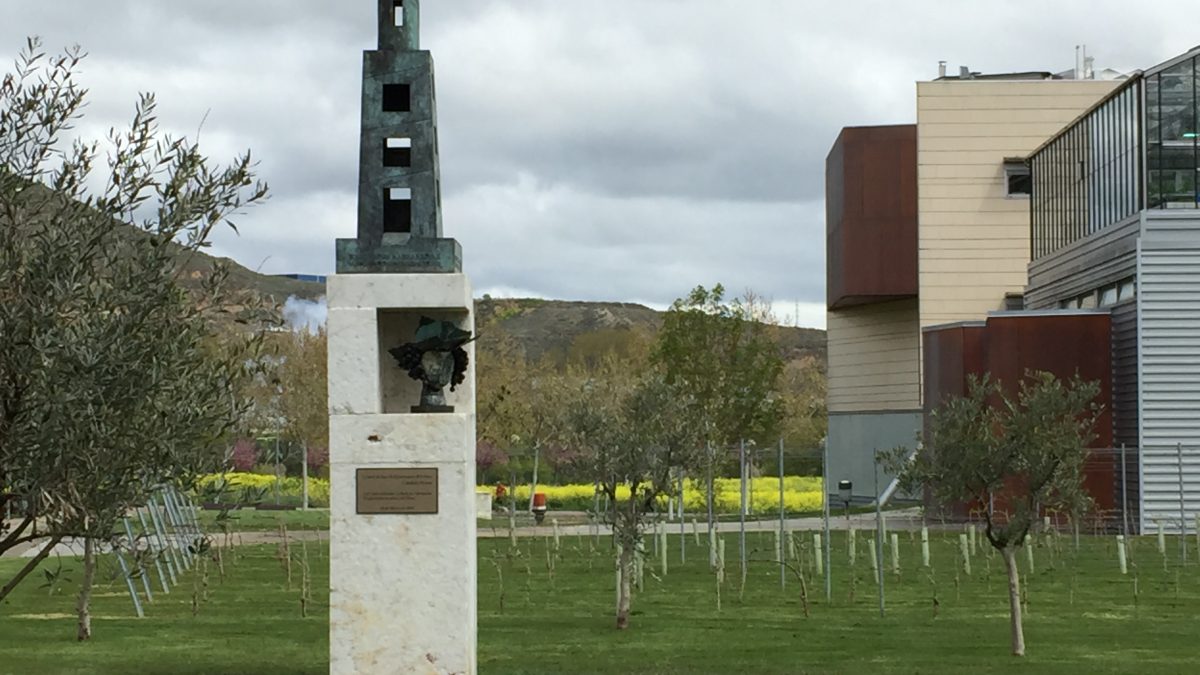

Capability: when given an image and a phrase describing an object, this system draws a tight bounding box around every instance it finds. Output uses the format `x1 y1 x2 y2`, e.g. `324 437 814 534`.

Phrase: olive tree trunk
616 544 633 630
76 537 96 641
527 446 540 513
1001 545 1025 657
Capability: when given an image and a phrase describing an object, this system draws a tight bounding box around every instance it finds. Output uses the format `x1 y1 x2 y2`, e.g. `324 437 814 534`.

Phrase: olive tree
886 371 1100 657
0 40 268 639
558 369 702 629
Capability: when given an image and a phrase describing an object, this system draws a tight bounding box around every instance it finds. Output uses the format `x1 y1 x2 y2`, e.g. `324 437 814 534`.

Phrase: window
1099 284 1119 306
1118 277 1136 301
383 187 412 233
384 137 412 167
1060 276 1137 310
1005 163 1032 197
1146 57 1199 209
382 84 411 113
394 0 405 27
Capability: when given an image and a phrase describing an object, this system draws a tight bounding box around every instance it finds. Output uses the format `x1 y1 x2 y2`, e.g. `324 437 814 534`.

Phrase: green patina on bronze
388 317 475 413
336 0 461 274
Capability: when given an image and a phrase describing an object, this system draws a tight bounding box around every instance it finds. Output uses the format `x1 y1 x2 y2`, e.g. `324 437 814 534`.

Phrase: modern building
1023 47 1200 532
826 64 1120 503
828 46 1200 532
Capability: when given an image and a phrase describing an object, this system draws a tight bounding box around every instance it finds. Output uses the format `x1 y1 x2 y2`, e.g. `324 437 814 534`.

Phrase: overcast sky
6 2 1197 328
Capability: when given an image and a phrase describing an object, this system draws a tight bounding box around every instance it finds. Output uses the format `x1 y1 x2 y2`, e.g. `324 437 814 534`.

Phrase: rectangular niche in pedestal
377 308 472 414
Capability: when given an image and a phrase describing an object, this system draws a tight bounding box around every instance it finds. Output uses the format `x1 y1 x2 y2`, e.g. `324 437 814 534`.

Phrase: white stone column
328 273 477 675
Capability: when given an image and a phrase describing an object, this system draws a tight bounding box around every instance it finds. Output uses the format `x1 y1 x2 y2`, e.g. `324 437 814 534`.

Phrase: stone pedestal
328 273 477 675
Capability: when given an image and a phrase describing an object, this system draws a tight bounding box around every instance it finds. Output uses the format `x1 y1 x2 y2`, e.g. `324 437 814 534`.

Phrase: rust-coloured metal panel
922 313 1116 513
923 324 986 414
983 314 1115 510
826 125 918 309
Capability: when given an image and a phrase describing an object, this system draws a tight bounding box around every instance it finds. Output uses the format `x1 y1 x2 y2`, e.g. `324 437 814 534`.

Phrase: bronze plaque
356 468 439 514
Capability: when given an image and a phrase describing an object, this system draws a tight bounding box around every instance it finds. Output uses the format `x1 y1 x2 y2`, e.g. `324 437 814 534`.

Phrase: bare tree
277 329 329 508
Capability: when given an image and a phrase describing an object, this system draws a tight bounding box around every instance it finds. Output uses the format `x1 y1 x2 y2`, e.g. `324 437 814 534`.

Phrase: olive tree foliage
0 40 269 625
652 284 784 561
884 371 1101 657
558 370 703 630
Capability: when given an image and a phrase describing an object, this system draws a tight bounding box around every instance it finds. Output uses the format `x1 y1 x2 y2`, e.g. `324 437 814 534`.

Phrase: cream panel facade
916 79 1118 331
827 299 920 413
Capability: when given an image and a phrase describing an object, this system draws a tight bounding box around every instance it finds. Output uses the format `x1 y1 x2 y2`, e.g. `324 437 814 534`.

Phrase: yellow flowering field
197 472 331 507
480 477 823 514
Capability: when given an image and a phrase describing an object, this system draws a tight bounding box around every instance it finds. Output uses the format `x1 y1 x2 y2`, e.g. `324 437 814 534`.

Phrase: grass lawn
0 544 328 675
2 528 1199 673
478 529 1200 674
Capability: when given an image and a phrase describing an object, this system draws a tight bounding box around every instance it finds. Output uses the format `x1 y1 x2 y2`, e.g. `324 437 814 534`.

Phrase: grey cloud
5 0 1195 330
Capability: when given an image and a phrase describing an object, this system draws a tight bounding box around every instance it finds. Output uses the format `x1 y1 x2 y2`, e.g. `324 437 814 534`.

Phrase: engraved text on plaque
356 468 439 514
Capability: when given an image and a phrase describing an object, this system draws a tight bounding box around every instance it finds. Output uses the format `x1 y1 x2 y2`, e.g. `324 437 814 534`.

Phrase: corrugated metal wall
1137 214 1200 533
1111 302 1140 529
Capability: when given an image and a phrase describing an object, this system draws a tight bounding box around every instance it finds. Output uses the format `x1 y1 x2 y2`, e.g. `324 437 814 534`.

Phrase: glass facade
1030 78 1142 259
1146 55 1200 209
1031 49 1200 260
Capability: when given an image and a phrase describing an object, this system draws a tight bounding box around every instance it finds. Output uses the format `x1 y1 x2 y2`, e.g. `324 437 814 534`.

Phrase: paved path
6 529 328 559
6 509 936 558
479 508 929 538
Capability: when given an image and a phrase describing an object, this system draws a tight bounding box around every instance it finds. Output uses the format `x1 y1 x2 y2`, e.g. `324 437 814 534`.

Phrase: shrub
229 439 259 472
476 441 508 481
482 477 824 514
305 446 329 474
197 473 331 508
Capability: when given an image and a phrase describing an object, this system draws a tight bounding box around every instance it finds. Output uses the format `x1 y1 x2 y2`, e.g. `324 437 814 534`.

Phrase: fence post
779 438 786 591
123 518 154 603
151 495 186 572
739 439 747 578
873 452 885 617
707 442 716 568
822 437 832 603
114 551 145 618
140 506 175 589
679 470 686 565
1120 443 1129 537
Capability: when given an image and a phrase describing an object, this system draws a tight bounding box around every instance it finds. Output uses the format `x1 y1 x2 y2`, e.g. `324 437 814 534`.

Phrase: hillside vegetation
475 297 826 368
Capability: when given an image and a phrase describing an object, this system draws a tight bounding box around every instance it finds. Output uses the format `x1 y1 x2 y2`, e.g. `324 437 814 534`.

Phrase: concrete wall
827 411 922 501
826 298 921 413
916 79 1118 330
